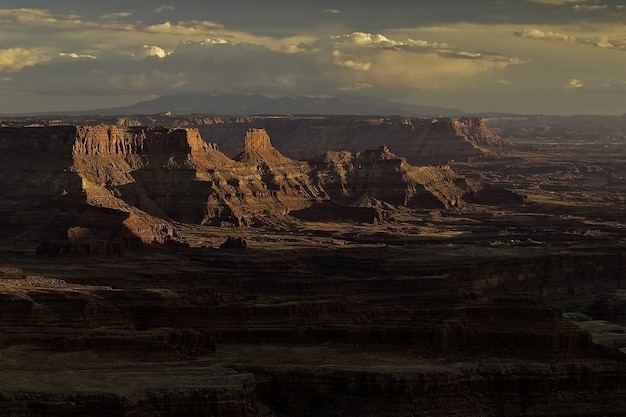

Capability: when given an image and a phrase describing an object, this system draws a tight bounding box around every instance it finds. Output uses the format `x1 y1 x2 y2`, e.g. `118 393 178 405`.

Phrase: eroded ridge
0 125 521 249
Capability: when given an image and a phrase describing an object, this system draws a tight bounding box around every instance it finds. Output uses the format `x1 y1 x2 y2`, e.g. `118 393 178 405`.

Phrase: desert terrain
0 115 624 416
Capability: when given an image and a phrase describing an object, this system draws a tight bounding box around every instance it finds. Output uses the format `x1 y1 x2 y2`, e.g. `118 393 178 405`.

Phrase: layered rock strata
1 244 625 416
0 125 520 250
114 115 504 164
0 366 256 417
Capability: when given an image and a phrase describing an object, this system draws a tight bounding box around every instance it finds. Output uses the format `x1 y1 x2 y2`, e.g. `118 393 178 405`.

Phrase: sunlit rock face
0 124 520 250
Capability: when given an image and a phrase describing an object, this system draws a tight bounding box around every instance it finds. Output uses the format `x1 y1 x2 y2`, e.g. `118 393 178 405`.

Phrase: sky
0 0 625 115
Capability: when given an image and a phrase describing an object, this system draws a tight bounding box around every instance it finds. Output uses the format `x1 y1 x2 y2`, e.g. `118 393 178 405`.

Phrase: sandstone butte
0 123 521 253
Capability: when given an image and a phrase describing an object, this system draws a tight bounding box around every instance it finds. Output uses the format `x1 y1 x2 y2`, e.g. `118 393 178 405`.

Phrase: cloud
325 9 341 14
332 50 371 71
0 48 51 72
527 0 620 12
5 26 528 104
0 8 79 28
580 36 626 50
526 0 589 4
0 8 134 31
58 52 96 59
338 82 373 92
514 28 575 43
559 78 626 94
201 38 230 45
332 32 405 47
327 32 521 67
143 20 222 35
154 5 176 13
99 12 134 20
565 78 584 89
573 5 608 12
140 45 170 59
12 41 311 96
515 27 626 51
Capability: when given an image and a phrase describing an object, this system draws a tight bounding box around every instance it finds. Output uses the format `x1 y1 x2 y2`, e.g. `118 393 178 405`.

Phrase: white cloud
143 20 222 35
326 31 520 70
514 28 575 43
515 27 626 52
332 50 371 71
5 25 528 105
333 32 405 47
154 5 176 13
565 79 584 89
573 5 608 12
58 52 96 59
0 48 51 72
201 38 230 45
140 45 170 59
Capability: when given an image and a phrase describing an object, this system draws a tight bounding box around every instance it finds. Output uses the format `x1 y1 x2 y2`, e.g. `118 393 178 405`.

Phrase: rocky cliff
0 125 519 250
114 115 504 164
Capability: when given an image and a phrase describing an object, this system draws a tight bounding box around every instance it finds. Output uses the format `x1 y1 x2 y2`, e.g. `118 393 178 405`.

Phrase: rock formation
113 115 503 164
0 118 625 416
0 125 521 250
311 145 469 209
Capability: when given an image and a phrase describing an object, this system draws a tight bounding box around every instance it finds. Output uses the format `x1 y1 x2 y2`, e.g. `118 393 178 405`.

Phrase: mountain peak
67 93 467 117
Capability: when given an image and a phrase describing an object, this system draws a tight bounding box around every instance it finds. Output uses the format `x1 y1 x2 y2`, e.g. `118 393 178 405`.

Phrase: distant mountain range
29 94 469 117
5 93 624 120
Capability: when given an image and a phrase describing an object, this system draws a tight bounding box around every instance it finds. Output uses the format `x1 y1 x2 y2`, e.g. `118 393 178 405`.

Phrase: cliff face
312 146 467 210
0 124 519 250
116 115 504 164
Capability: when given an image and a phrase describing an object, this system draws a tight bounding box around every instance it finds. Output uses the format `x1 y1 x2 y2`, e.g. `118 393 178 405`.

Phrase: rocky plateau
0 115 624 416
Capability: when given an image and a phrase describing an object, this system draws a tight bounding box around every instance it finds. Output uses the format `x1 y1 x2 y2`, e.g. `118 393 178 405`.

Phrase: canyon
0 116 624 416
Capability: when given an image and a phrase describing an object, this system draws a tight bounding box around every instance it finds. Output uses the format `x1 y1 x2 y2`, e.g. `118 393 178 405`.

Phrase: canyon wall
115 115 504 164
0 124 519 249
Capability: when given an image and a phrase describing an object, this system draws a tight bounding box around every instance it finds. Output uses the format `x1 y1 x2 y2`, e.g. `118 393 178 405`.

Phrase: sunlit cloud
58 52 96 59
565 78 584 89
327 31 521 68
143 20 223 35
514 28 575 43
333 32 405 47
573 5 608 12
201 38 230 45
154 5 176 13
0 47 51 72
515 27 626 51
140 45 170 59
332 50 372 71
99 12 133 20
